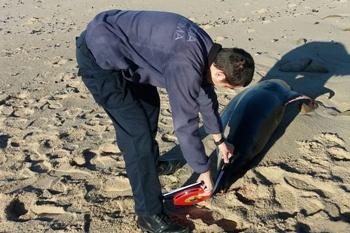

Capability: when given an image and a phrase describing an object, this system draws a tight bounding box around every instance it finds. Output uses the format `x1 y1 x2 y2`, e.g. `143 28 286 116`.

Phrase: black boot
137 212 189 233
157 160 181 175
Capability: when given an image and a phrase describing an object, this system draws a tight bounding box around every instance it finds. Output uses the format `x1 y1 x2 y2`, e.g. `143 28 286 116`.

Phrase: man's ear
216 70 226 81
213 70 226 84
210 64 226 83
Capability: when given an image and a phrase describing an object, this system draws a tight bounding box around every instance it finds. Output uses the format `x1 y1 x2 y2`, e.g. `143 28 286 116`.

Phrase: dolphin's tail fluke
286 94 313 105
286 94 318 113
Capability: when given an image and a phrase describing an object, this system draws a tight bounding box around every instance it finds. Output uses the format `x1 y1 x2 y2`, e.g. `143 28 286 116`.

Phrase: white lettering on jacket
175 17 197 42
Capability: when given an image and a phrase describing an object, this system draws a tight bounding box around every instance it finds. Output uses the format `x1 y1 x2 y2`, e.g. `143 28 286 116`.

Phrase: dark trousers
76 31 163 216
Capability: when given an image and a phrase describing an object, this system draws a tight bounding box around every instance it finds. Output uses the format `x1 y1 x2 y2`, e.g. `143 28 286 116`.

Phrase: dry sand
1 0 350 232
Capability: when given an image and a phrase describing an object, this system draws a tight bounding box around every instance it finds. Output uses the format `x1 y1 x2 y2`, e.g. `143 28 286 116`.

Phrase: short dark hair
214 48 255 87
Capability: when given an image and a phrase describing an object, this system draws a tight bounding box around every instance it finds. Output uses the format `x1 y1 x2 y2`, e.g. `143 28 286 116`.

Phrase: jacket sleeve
164 60 221 173
197 83 223 134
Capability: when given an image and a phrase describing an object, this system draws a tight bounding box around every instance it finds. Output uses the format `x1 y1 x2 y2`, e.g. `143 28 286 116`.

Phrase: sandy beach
1 0 350 232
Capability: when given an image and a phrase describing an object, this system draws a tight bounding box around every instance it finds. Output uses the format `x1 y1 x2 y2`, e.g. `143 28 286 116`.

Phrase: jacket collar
208 43 222 66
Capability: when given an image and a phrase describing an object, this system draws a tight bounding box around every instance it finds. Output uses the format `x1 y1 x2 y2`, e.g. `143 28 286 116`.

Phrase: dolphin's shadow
260 41 350 100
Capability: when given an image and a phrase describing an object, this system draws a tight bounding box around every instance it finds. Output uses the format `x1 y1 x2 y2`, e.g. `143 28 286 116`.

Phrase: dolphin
216 79 315 192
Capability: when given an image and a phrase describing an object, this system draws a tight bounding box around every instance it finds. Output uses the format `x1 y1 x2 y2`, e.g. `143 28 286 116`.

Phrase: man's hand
212 133 234 163
218 141 234 163
197 169 214 196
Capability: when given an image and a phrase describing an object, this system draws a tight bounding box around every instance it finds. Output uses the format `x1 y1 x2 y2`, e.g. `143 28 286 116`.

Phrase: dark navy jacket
85 10 222 173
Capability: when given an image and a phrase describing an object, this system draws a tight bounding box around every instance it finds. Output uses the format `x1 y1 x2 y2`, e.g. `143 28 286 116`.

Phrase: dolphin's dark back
218 79 307 191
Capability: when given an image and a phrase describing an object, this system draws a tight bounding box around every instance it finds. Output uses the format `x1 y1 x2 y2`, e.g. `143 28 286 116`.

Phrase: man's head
208 48 255 89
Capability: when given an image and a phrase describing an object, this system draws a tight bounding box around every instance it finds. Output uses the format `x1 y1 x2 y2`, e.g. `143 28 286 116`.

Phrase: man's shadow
162 41 350 189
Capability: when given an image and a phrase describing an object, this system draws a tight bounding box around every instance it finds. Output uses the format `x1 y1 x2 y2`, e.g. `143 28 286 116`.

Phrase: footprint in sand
273 183 298 214
284 173 336 198
49 163 93 180
0 175 38 194
297 132 349 161
6 192 76 230
0 92 35 118
99 176 132 198
82 147 124 172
